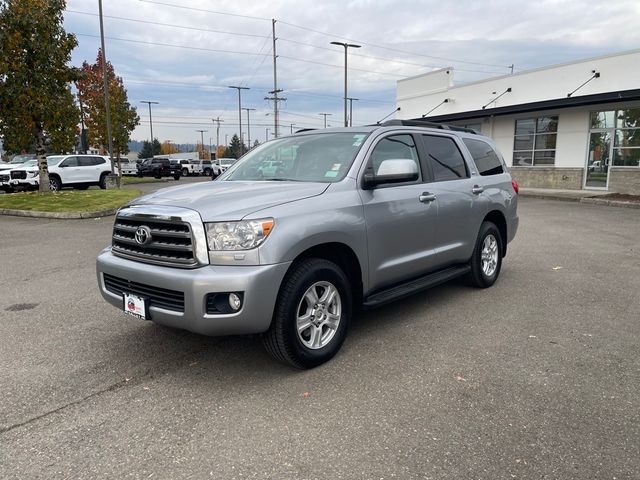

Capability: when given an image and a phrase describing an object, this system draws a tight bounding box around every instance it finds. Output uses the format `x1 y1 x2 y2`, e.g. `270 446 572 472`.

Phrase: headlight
205 218 274 250
28 171 38 178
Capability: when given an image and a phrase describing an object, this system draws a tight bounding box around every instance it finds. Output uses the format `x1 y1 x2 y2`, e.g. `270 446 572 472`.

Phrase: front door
360 134 438 292
585 131 612 189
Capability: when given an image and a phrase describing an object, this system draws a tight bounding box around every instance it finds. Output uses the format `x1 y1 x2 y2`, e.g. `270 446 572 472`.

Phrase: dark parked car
137 158 181 180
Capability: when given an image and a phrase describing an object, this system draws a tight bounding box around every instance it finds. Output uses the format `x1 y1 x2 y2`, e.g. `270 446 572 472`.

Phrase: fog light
229 293 242 311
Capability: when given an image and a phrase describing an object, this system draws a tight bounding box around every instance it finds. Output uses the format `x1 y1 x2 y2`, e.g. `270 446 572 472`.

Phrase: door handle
419 192 436 203
472 185 484 195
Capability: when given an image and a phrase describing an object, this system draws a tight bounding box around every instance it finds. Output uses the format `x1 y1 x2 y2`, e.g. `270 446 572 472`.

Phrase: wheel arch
286 242 364 306
483 209 508 257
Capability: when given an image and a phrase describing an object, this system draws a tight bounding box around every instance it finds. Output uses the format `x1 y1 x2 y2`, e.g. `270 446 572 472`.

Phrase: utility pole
272 19 279 138
140 100 159 148
196 130 207 159
228 85 249 155
330 41 361 127
242 108 256 150
266 128 270 141
319 113 332 128
347 97 358 127
212 117 224 160
98 0 115 179
264 89 286 138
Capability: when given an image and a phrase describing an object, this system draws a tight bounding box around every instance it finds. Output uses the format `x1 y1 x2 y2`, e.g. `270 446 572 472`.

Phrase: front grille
0 174 9 183
11 170 26 180
103 273 185 312
112 217 196 267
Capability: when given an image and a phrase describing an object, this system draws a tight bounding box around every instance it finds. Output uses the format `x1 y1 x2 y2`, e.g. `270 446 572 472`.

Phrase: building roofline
417 88 640 122
398 48 640 89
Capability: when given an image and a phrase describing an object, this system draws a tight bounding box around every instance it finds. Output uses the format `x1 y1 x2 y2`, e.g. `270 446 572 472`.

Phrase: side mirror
362 159 419 189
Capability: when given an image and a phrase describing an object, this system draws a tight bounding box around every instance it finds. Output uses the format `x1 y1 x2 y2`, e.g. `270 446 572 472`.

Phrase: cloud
63 0 640 143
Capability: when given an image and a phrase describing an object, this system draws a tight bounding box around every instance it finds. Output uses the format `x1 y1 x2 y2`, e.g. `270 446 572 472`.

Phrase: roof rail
380 119 478 134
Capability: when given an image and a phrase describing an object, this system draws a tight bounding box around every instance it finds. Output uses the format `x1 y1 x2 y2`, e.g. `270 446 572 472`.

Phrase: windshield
22 160 38 168
221 132 369 182
47 156 65 165
10 154 35 164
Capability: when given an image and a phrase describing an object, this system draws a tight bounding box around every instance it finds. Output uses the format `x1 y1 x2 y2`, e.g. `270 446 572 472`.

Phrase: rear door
360 133 439 292
418 134 485 267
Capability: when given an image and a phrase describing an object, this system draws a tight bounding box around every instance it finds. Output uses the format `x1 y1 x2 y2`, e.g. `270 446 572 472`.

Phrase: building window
512 116 558 166
591 108 640 167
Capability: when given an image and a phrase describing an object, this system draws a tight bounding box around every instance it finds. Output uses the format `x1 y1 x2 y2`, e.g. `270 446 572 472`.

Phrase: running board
363 265 471 309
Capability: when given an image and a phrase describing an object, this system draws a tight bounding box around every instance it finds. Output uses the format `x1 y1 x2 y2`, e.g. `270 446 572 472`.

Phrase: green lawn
0 189 142 213
121 176 167 184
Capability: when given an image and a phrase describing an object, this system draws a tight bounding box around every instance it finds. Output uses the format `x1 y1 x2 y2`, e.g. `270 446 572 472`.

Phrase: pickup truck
97 121 518 368
137 158 181 180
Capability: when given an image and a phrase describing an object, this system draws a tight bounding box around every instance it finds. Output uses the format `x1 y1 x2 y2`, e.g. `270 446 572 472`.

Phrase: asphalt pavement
0 191 638 479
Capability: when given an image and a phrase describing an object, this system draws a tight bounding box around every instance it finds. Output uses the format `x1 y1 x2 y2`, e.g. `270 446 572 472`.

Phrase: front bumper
96 247 291 336
11 178 38 188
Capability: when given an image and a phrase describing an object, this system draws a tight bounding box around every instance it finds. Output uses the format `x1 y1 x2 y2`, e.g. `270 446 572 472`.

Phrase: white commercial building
396 50 640 193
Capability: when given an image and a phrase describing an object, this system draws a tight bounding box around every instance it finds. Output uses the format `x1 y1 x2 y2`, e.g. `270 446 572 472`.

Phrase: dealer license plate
123 293 148 320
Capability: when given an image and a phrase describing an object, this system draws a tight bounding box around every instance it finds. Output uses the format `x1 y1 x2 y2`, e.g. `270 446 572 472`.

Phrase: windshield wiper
263 177 301 182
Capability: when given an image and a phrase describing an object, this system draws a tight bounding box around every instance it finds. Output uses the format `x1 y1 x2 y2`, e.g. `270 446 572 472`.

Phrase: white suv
10 154 114 191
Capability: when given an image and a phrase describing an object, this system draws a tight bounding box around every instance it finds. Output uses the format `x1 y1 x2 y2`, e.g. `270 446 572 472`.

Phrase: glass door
585 131 612 189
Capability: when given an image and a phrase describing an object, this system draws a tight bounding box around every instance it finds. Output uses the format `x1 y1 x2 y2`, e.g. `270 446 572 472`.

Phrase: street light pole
347 97 359 127
266 128 270 141
290 124 295 134
319 113 332 128
242 108 256 150
140 100 159 149
330 41 361 127
228 86 249 155
196 129 207 159
212 117 224 160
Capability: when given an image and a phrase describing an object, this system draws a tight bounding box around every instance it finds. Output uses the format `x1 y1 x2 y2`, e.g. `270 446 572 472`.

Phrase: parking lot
0 194 638 479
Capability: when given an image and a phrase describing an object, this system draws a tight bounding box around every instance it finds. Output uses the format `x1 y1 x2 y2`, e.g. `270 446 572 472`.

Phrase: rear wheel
98 173 108 189
154 170 162 179
467 221 503 288
262 258 352 369
49 176 62 192
182 168 189 176
203 168 212 176
173 174 180 180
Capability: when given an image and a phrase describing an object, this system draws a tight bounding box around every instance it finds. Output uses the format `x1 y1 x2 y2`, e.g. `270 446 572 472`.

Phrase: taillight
511 178 519 194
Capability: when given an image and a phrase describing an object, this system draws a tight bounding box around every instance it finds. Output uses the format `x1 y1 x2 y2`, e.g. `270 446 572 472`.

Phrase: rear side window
61 156 78 167
93 156 106 165
78 157 93 167
421 135 468 181
463 138 504 176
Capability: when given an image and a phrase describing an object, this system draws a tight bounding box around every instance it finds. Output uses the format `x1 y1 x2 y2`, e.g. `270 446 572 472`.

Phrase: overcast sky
63 0 640 146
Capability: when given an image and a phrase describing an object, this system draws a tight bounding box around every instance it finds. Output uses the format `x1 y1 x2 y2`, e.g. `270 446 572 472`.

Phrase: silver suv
96 121 519 368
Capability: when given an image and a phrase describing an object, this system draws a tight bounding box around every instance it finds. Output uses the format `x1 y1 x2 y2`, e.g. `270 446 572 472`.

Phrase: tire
262 258 352 369
203 168 212 176
173 174 180 180
137 171 143 178
98 173 108 189
467 221 503 288
154 170 162 179
182 168 189 176
49 176 62 192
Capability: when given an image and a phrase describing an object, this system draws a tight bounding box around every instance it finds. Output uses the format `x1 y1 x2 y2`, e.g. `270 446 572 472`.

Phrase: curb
518 192 582 202
0 208 117 219
580 198 640 209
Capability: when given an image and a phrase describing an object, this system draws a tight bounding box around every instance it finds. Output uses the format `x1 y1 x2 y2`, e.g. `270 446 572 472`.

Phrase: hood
131 180 330 221
0 164 25 171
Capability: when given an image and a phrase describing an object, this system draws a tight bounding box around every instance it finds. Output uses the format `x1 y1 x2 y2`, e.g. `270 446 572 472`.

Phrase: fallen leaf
552 266 563 270
455 375 467 382
302 392 311 398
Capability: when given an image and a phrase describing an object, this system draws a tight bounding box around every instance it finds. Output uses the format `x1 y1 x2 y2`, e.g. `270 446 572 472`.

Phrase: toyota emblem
134 225 152 245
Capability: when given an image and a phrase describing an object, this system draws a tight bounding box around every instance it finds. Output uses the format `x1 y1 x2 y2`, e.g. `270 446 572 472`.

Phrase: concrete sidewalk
520 187 640 208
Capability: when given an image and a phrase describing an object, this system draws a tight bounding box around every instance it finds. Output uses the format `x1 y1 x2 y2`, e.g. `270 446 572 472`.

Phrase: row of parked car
0 155 238 192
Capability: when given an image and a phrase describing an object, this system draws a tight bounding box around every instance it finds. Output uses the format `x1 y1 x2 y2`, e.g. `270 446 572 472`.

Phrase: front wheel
182 168 189 176
173 174 180 180
262 258 352 369
467 221 503 288
49 176 62 191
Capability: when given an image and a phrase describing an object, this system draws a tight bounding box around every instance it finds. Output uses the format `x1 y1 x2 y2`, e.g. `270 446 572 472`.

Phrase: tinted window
369 134 420 176
463 139 504 176
78 157 94 167
422 135 468 181
93 156 106 165
61 156 79 167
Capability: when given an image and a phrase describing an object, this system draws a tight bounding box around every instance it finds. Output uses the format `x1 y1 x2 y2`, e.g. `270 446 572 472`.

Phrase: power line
66 10 270 39
137 0 271 21
278 55 407 77
134 0 511 70
75 33 270 57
